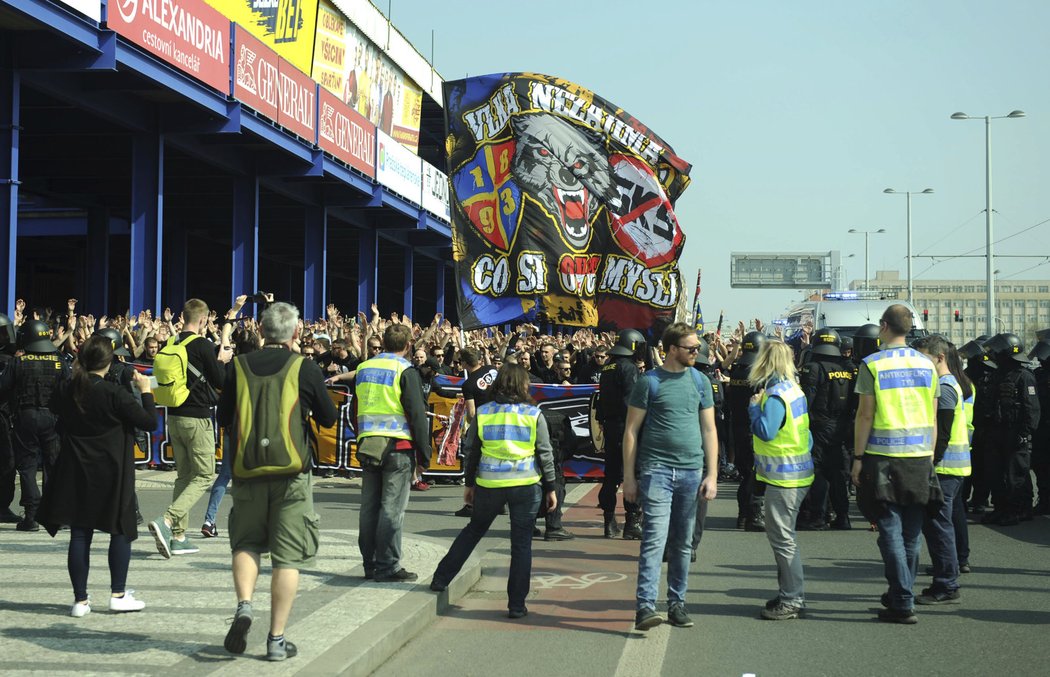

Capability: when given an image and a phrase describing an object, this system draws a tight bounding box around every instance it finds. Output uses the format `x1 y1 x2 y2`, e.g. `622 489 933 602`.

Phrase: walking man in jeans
623 322 719 631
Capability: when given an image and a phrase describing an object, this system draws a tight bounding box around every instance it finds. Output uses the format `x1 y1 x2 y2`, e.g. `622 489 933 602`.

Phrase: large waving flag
443 73 692 331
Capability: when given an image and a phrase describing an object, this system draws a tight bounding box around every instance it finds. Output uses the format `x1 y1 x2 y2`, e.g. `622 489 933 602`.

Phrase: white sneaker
109 590 145 613
70 600 91 618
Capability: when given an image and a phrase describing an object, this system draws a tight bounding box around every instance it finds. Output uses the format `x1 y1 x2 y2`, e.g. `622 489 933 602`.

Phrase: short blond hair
182 299 209 326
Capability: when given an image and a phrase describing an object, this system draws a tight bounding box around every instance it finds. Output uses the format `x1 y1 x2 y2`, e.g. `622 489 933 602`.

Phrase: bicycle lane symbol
530 572 628 590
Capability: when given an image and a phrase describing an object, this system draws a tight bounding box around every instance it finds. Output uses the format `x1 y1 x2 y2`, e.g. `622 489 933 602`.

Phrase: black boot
603 512 621 539
622 513 643 540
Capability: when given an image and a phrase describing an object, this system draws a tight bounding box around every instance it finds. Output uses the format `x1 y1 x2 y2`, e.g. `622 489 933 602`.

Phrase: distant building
850 270 1050 346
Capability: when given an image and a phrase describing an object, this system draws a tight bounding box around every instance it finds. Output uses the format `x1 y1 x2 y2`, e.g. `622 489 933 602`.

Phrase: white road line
565 481 595 506
614 622 671 677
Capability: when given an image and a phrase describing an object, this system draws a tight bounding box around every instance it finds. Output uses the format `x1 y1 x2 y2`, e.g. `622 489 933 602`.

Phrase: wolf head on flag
443 73 692 332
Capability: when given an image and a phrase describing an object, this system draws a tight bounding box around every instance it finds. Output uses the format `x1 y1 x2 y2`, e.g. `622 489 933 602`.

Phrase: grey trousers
764 484 810 607
358 450 413 577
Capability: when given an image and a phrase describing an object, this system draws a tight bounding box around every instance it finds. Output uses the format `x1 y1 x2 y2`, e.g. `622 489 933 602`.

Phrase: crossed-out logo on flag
443 73 692 332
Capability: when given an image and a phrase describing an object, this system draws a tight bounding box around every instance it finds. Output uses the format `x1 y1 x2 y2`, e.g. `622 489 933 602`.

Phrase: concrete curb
302 539 483 677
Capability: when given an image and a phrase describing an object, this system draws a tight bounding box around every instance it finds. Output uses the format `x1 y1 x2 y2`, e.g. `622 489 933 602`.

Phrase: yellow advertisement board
207 0 319 75
312 1 422 153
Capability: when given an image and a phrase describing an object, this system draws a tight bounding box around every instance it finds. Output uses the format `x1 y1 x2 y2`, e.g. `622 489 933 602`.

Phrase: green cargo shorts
228 472 320 568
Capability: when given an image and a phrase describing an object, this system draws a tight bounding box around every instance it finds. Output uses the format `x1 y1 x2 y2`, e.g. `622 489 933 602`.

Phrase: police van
774 291 929 341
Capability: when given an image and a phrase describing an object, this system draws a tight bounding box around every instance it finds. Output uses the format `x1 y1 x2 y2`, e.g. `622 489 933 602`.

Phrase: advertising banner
376 129 421 204
318 87 376 177
443 73 692 332
234 25 280 122
277 60 317 142
108 0 230 93
205 0 319 74
312 1 422 153
57 0 101 21
421 161 450 221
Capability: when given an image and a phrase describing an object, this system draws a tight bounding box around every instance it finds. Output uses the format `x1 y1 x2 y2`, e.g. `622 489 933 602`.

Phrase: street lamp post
848 228 886 290
951 109 1026 336
883 188 934 304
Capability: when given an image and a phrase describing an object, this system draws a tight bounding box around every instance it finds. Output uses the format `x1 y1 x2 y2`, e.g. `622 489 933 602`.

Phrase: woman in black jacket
39 335 157 617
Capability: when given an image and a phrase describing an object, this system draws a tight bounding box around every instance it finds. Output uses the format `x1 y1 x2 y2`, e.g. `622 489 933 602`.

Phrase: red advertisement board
277 60 317 144
233 25 280 122
107 0 230 94
318 88 376 178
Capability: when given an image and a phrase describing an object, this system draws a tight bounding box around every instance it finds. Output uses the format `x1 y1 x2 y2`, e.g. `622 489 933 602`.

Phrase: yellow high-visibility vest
355 353 412 441
864 347 937 458
753 380 814 487
476 402 541 489
937 375 972 477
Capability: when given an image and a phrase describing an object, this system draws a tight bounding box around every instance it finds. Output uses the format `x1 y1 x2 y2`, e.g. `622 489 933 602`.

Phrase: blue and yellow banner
206 0 319 74
444 73 692 332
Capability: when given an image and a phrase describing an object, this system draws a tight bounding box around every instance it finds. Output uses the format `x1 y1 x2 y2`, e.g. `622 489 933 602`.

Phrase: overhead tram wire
913 210 985 258
912 214 1050 279
998 258 1050 280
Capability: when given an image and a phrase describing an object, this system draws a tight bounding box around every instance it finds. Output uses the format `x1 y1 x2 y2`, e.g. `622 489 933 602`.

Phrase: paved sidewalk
0 471 482 677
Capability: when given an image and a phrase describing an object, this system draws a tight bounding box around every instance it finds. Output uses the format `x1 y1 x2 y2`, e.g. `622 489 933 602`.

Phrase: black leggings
69 527 131 602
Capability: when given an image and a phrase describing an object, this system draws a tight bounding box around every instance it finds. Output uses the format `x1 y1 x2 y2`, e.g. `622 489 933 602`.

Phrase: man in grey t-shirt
623 322 719 631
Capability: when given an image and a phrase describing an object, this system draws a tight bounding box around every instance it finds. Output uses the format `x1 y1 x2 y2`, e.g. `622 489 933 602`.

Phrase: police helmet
811 327 842 357
975 335 991 344
839 336 854 356
692 337 711 367
958 340 987 361
986 333 1029 363
1029 339 1050 363
852 323 881 361
609 328 646 358
18 319 57 353
736 331 767 366
0 312 14 347
93 327 131 357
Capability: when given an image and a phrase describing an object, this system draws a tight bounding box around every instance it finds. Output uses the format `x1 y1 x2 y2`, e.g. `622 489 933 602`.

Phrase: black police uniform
966 358 997 511
597 354 641 533
0 351 70 526
725 361 762 528
0 351 16 520
987 360 1040 524
798 353 856 529
1033 358 1050 513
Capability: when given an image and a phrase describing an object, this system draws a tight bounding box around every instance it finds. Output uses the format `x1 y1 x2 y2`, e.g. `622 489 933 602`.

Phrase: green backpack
231 353 310 480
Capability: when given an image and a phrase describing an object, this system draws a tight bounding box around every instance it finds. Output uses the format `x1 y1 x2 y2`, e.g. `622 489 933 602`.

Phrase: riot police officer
961 338 996 513
598 328 645 539
1028 338 1050 514
982 333 1040 526
0 313 18 522
726 330 766 531
0 320 70 531
798 328 856 530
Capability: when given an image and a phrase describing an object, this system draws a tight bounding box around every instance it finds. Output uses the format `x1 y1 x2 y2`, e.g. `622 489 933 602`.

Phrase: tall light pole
848 228 885 290
883 188 934 304
951 109 1026 336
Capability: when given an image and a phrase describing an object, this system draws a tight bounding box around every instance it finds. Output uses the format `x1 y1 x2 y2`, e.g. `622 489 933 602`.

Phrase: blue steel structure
0 0 454 322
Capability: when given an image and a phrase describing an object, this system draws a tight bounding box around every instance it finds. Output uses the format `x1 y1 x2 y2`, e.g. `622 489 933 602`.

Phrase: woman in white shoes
38 335 158 616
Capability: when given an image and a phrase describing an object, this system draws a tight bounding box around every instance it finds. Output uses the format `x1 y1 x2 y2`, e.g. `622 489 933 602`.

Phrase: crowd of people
1 294 1048 658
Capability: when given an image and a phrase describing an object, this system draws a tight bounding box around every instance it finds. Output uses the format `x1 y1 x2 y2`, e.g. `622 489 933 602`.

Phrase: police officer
1030 338 1050 514
689 338 720 559
798 328 856 530
0 320 70 531
0 313 18 522
726 330 766 531
597 328 644 539
960 338 996 513
982 333 1040 526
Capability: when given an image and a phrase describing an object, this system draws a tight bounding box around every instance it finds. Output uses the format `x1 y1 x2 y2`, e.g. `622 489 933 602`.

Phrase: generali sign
233 25 316 144
108 0 230 94
318 88 375 178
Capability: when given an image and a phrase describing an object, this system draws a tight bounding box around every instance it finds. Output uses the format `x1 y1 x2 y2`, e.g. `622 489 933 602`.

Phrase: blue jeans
204 454 232 525
876 502 925 611
358 450 413 577
433 483 541 611
636 464 701 612
923 475 962 593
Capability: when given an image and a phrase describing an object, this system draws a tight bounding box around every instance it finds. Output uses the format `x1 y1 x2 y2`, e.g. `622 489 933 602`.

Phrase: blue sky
387 0 1050 325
